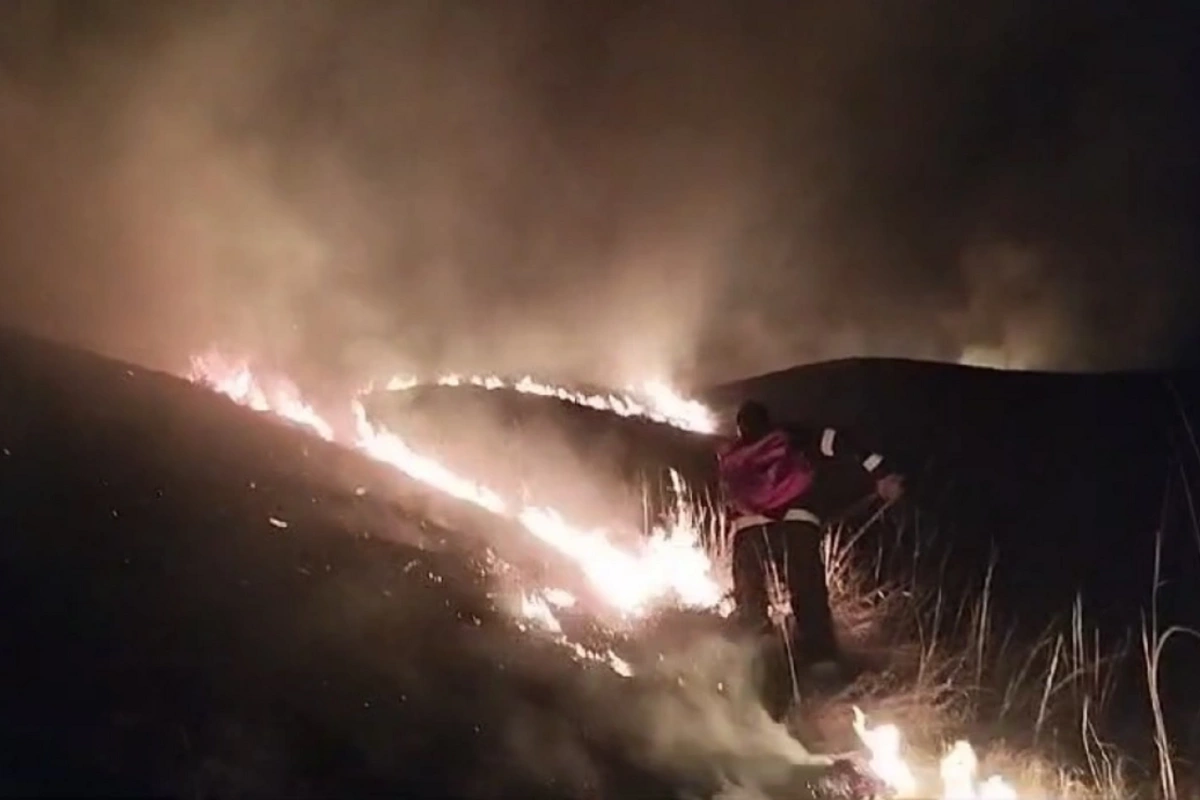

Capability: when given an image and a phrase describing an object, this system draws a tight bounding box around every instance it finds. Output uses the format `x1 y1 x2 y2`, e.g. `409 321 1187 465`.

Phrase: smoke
487 626 839 798
616 635 833 775
0 0 1195 389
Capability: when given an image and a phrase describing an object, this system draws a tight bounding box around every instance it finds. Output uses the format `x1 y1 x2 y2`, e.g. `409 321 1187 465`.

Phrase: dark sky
0 0 1196 389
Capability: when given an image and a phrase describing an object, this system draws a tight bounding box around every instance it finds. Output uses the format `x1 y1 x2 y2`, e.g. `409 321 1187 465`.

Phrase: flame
516 506 723 613
852 706 919 797
515 590 633 676
351 404 507 514
519 591 564 634
379 371 718 434
853 706 1021 799
188 351 335 441
188 352 724 619
542 588 577 609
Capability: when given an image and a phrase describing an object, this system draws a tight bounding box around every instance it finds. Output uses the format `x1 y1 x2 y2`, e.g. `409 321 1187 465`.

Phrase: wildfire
186 350 1024 800
517 589 633 677
188 351 335 441
351 404 507 514
852 707 1020 799
378 371 718 434
188 351 725 618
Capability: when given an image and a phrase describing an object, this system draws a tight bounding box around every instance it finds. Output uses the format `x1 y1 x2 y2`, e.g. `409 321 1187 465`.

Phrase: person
716 399 904 683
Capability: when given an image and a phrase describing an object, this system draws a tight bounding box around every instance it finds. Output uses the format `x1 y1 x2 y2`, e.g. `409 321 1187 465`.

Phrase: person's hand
875 473 905 503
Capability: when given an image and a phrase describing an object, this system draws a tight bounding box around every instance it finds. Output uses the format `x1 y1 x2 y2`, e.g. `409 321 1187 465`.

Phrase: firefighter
717 399 904 683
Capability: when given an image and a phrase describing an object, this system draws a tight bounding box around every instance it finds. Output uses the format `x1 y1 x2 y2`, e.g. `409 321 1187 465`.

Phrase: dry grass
652 383 1200 798
673 484 1170 799
656 467 1200 797
810 508 1184 799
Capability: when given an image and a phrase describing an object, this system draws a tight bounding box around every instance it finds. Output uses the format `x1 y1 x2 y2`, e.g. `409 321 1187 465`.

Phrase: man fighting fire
717 399 904 683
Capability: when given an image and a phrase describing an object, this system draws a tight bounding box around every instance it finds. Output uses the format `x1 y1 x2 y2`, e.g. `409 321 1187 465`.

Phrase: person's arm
792 422 904 501
814 425 890 477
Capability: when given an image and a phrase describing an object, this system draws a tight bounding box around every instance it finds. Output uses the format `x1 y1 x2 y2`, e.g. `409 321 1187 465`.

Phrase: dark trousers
731 519 839 666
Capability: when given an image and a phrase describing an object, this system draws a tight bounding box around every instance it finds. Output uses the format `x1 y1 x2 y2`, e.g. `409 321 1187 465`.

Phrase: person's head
735 399 772 442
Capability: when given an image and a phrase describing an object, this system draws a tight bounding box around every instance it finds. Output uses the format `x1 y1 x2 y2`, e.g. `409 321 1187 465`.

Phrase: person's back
716 399 903 712
717 410 815 522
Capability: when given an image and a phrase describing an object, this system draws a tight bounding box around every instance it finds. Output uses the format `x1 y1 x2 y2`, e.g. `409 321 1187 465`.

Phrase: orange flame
188 352 725 620
378 371 717 434
188 351 335 441
852 706 1021 799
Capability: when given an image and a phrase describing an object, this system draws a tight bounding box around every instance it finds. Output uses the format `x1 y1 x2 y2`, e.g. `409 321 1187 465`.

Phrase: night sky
0 0 1195 389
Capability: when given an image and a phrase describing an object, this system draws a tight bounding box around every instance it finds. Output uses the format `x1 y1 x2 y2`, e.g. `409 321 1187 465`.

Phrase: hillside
0 328 865 799
7 324 1200 795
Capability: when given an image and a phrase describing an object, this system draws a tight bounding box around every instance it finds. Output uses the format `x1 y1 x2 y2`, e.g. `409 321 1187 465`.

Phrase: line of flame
377 371 717 434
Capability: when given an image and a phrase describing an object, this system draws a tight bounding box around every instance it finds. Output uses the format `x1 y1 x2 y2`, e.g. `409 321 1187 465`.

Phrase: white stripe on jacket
730 507 822 533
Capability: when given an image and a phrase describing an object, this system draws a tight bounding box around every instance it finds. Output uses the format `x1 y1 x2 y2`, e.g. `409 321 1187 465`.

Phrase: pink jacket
717 429 815 518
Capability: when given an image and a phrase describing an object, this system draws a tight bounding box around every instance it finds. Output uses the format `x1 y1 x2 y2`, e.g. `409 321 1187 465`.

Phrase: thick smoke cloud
0 0 1195 389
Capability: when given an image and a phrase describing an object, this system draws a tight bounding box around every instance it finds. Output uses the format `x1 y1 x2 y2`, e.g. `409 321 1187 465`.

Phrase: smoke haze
0 0 1195 389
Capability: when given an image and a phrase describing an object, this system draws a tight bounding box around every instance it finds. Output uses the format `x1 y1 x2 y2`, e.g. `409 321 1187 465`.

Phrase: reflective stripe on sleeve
820 427 837 457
